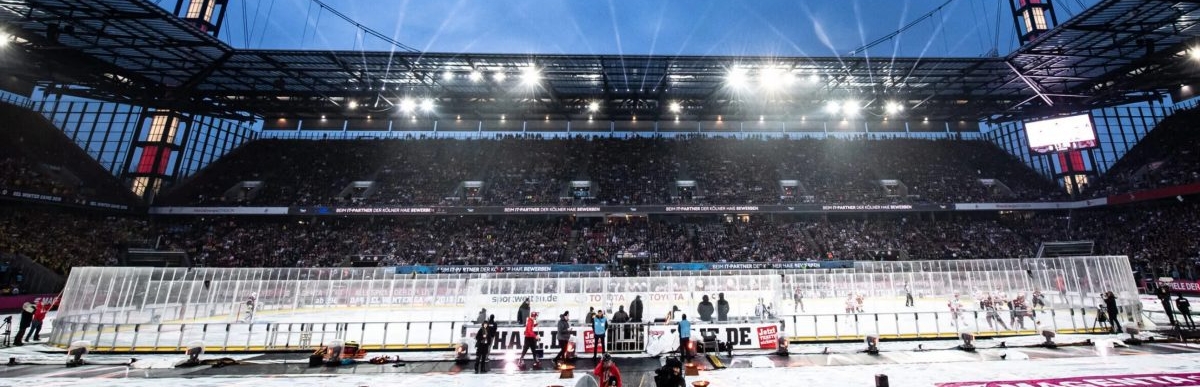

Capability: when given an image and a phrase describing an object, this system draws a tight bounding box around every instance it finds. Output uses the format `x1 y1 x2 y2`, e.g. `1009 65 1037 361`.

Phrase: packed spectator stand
158 136 1067 207
2 104 1200 287
0 103 137 205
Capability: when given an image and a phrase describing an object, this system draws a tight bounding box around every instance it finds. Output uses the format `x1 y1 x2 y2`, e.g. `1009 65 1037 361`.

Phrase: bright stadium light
420 99 435 112
521 66 541 85
760 67 793 89
669 101 682 113
469 70 483 82
842 100 861 116
588 101 600 112
399 98 416 113
885 101 903 115
347 100 358 110
0 32 8 47
726 67 749 88
809 74 822 84
442 71 454 81
494 70 507 82
825 101 842 115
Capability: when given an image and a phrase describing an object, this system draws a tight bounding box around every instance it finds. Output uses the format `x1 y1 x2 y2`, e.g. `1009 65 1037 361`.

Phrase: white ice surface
0 349 1197 387
0 332 1189 386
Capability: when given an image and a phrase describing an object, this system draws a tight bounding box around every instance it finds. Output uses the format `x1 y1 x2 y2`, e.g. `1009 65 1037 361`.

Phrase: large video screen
1024 114 1098 154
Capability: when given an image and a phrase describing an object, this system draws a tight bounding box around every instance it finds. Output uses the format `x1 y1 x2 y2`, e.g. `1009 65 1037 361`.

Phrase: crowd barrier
49 305 1126 354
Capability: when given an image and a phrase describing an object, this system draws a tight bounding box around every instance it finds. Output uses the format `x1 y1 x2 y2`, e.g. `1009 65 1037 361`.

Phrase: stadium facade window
26 89 255 181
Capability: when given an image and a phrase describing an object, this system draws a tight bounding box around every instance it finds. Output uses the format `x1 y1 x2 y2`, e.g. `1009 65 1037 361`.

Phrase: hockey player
242 293 258 323
948 293 963 320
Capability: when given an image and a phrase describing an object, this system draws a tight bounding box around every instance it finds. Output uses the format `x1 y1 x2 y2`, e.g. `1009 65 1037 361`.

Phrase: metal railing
49 319 466 353
49 305 1133 353
775 305 1130 341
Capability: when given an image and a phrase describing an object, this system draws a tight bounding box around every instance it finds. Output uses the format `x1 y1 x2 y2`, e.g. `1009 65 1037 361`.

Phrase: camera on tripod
0 315 11 347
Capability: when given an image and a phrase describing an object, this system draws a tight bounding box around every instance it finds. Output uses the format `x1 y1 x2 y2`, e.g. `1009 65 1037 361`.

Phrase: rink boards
49 257 1141 353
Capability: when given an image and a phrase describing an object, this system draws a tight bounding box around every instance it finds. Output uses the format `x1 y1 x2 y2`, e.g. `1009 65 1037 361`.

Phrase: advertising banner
471 324 585 353
655 261 853 271
468 322 784 355
0 294 58 312
149 206 288 215
646 322 781 354
1107 182 1200 205
284 204 953 216
954 199 1107 211
1164 280 1200 294
2 189 129 210
395 264 607 275
937 372 1200 387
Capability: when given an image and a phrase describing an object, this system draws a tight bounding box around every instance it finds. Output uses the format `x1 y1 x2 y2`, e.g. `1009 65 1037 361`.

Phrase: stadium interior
1 0 1200 384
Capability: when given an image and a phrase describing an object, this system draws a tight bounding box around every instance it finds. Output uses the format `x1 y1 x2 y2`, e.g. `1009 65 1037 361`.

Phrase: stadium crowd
0 104 135 204
158 136 1068 207
2 199 1197 282
1088 108 1200 197
2 105 1200 285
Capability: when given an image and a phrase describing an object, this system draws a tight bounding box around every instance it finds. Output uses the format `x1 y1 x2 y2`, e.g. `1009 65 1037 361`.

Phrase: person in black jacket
630 296 644 323
554 311 573 364
474 319 493 373
13 302 33 346
1103 291 1122 334
717 293 730 322
612 305 630 323
697 295 714 322
1177 293 1194 329
654 357 687 387
487 314 498 343
1156 284 1177 327
517 299 531 324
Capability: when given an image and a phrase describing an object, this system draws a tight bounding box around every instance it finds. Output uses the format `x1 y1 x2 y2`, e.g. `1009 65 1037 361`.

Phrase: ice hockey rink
14 256 1199 387
46 257 1144 353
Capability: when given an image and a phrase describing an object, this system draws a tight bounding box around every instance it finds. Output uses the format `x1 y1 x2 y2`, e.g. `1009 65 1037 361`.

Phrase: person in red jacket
519 311 539 366
594 353 623 387
26 297 57 342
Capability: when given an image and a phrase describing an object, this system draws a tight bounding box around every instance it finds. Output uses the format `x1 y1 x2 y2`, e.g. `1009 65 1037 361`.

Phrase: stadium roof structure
2 0 1200 124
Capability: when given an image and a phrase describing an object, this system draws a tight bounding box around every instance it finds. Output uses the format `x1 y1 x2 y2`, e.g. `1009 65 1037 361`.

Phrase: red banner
583 330 604 354
1167 281 1200 294
937 372 1200 387
756 325 778 349
1107 182 1200 205
0 294 57 312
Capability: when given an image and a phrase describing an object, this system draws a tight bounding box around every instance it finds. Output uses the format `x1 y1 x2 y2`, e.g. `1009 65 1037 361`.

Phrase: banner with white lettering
2 189 129 210
469 324 585 353
936 372 1200 387
1167 281 1200 294
645 322 780 355
953 198 1107 211
396 264 608 274
149 207 289 215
